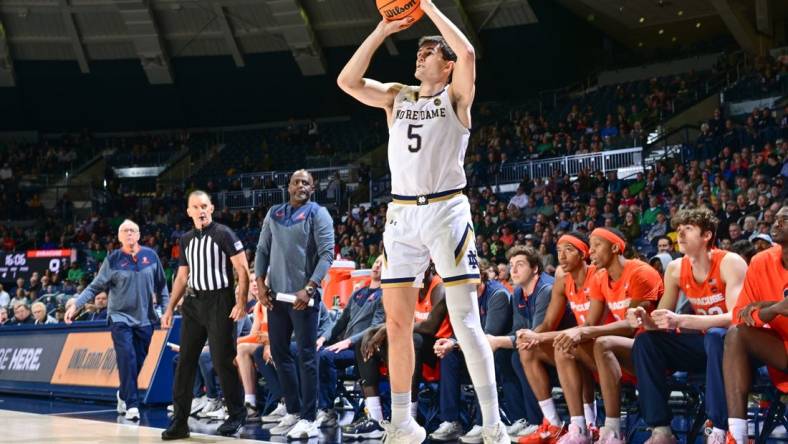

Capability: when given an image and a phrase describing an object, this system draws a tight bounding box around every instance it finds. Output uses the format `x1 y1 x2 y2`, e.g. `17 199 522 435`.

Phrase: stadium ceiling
0 0 538 85
558 0 781 55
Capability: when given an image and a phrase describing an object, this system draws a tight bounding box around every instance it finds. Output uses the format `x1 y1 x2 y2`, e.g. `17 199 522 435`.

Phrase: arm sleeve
328 296 353 343
155 254 170 307
317 303 334 340
483 289 511 336
350 295 386 346
531 284 553 329
309 207 335 284
508 289 525 345
254 208 273 277
74 258 112 309
217 225 245 257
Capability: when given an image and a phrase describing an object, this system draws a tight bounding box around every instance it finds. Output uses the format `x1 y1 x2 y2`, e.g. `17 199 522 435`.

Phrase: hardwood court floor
1 409 281 444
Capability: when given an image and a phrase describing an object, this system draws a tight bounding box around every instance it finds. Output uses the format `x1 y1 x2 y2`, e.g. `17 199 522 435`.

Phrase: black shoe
342 416 384 440
245 402 261 423
217 415 246 436
161 421 189 440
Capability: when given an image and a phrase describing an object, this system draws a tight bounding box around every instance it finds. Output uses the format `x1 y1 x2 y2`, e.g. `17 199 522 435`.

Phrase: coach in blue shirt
66 219 169 421
255 169 334 439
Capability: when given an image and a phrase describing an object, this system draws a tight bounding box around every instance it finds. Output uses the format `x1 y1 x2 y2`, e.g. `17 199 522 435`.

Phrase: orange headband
558 235 589 258
591 228 626 253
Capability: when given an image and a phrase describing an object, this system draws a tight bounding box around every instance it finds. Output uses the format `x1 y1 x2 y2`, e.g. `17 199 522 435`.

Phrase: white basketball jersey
388 85 470 196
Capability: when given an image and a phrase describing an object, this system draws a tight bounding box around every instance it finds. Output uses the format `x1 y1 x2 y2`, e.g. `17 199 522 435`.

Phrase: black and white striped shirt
178 222 244 291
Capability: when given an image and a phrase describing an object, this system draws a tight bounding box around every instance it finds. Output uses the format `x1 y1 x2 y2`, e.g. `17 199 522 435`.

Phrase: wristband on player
751 308 766 328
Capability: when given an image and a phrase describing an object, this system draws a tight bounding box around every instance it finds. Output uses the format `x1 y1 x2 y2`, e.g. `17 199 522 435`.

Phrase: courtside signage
50 330 167 388
0 333 68 382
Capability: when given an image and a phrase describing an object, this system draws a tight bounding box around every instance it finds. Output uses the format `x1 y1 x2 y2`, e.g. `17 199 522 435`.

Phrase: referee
256 169 334 440
161 190 251 440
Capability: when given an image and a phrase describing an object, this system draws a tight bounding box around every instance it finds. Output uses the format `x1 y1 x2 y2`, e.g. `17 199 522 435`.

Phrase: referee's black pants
172 288 244 423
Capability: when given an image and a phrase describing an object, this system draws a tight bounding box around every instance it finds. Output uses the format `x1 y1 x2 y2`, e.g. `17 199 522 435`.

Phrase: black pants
268 300 319 421
172 288 244 423
355 332 437 396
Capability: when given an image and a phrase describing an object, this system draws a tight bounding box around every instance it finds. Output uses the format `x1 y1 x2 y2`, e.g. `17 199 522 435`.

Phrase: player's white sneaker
381 419 427 443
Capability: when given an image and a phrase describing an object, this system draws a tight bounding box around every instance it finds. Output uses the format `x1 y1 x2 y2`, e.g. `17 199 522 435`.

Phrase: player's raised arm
420 0 476 108
337 19 411 110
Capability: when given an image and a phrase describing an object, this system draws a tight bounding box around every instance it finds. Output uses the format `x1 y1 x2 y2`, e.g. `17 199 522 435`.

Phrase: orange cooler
322 260 356 307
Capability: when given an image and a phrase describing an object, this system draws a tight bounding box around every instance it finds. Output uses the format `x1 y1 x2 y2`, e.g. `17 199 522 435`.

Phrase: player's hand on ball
378 17 416 36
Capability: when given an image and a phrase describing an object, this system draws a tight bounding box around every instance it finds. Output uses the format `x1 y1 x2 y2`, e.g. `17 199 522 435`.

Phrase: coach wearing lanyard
161 190 251 440
256 169 334 440
65 219 169 422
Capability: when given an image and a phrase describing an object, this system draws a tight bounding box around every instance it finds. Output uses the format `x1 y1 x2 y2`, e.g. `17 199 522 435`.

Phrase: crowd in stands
104 130 197 167
0 51 786 443
1 97 786 327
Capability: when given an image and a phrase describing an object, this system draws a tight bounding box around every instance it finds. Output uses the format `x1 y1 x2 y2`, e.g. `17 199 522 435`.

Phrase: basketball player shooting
337 1 508 443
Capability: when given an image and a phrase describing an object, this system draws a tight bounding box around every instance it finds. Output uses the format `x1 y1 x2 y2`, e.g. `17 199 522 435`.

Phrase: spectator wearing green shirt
67 262 85 283
640 196 663 226
365 244 380 269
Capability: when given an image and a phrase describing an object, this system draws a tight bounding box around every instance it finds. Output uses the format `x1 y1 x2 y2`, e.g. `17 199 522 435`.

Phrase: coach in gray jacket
316 255 385 426
255 169 334 439
66 219 168 421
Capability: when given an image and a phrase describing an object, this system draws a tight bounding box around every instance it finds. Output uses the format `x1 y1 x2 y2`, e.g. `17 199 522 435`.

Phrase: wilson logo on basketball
383 0 417 18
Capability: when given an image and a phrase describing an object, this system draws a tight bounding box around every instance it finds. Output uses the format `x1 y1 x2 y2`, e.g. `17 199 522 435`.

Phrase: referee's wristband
751 308 766 328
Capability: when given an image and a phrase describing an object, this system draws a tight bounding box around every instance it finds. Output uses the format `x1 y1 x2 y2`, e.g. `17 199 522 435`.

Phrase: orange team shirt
565 264 597 325
732 245 788 391
414 276 453 339
590 259 664 321
238 302 268 344
680 249 729 316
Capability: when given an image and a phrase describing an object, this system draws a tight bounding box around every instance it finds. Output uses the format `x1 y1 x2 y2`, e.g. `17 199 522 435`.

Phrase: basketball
376 0 423 24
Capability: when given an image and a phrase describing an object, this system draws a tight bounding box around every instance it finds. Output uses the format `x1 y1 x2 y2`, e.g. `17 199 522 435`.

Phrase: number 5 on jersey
407 124 423 153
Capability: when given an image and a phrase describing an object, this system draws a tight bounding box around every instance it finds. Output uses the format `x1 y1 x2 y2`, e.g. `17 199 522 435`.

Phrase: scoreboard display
0 249 76 282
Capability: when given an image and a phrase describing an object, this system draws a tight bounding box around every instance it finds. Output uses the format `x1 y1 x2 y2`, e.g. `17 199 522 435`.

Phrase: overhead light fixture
619 6 624 13
638 42 644 47
696 22 702 28
671 36 677 42
639 17 646 23
677 10 684 16
658 28 664 35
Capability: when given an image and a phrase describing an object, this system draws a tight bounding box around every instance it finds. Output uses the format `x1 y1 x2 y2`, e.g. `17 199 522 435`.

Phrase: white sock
539 398 561 426
604 417 621 436
366 396 383 422
728 418 747 444
410 401 418 419
713 427 726 436
583 402 596 426
571 416 587 433
244 394 256 405
445 286 500 427
391 392 412 429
